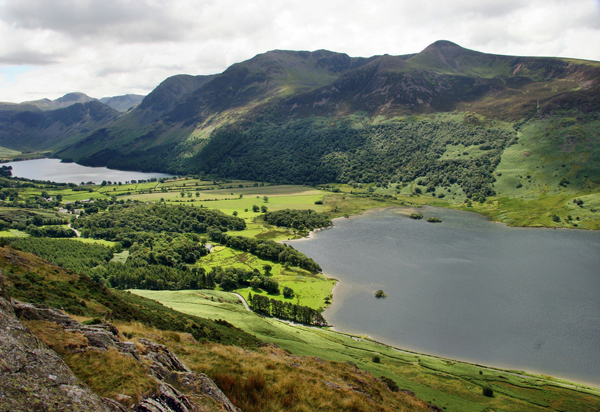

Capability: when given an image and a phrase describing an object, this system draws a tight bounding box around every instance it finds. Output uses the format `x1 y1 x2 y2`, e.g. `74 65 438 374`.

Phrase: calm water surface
5 159 171 184
291 207 600 386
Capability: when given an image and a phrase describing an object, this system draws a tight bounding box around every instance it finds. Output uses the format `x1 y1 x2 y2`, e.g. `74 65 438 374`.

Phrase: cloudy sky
0 0 599 103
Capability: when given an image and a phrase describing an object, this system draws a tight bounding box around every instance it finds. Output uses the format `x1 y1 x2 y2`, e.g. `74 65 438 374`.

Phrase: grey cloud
0 50 59 65
0 0 193 42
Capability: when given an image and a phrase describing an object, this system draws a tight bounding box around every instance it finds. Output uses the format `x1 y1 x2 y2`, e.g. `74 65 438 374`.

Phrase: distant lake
291 207 600 387
4 158 172 184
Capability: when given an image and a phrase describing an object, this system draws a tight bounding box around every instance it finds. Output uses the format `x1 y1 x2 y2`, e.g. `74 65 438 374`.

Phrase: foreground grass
131 289 600 412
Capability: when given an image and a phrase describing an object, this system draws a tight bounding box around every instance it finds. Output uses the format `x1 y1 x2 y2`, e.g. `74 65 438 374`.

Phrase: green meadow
198 245 335 309
130 289 600 412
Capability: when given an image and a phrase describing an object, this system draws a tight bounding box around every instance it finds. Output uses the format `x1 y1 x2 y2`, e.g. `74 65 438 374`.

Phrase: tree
482 385 494 397
261 205 268 213
262 278 279 294
263 196 269 203
252 205 260 212
283 286 294 298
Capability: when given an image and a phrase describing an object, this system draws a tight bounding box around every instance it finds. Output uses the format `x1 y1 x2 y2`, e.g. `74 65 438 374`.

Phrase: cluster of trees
4 238 113 274
127 234 209 267
208 229 321 272
0 209 69 230
0 165 12 177
99 263 215 290
264 209 331 231
209 266 279 293
248 293 327 326
191 118 515 201
0 209 68 231
25 225 75 238
3 237 283 296
72 203 246 241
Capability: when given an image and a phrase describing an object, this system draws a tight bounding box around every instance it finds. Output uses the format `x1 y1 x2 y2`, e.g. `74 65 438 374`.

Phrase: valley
1 40 600 411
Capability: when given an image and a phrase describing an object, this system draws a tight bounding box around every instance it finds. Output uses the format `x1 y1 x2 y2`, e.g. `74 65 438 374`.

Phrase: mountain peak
422 40 463 52
56 92 94 103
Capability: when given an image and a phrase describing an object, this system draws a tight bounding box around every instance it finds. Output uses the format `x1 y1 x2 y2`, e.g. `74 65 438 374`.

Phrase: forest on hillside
191 117 516 201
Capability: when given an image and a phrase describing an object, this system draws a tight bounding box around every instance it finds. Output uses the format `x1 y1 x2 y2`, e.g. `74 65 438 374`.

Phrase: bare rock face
0 274 119 412
0 272 241 412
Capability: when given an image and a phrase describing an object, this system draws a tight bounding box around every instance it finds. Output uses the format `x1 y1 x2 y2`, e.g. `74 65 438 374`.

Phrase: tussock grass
64 349 158 402
24 320 159 403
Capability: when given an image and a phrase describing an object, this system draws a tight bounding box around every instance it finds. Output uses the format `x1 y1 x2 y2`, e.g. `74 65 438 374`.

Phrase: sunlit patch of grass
70 238 117 247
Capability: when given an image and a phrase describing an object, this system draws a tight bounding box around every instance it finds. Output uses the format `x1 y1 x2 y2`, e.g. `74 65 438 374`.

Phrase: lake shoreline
4 158 172 185
292 205 600 389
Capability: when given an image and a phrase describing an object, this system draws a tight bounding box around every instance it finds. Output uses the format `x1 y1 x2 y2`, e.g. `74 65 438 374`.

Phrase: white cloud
0 0 598 102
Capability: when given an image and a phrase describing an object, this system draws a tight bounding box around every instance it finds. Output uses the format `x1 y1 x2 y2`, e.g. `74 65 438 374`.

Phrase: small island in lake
375 289 387 298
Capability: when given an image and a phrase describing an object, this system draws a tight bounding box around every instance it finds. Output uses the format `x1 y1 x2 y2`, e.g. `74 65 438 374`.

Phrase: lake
4 158 172 184
291 207 600 387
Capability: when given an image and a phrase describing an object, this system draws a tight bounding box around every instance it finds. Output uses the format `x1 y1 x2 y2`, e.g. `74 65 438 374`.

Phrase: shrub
482 385 494 397
283 286 295 298
372 355 381 363
380 376 399 392
409 213 423 219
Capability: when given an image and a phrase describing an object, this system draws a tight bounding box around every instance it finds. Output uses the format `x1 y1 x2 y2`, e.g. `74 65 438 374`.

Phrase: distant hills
6 92 144 113
0 40 599 203
99 94 145 112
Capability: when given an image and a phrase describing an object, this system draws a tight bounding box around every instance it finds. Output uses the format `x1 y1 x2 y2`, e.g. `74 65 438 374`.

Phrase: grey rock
177 372 242 412
0 275 117 412
137 383 199 412
138 339 191 375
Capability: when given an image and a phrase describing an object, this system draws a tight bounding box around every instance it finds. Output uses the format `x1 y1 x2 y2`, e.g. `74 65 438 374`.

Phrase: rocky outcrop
0 272 240 412
0 274 120 412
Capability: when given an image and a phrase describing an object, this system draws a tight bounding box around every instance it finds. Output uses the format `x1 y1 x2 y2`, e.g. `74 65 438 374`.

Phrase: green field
130 289 600 412
0 146 22 158
199 246 335 309
70 238 117 247
0 229 29 237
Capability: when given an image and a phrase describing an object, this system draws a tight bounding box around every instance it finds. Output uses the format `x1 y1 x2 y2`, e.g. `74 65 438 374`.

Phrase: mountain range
0 40 598 201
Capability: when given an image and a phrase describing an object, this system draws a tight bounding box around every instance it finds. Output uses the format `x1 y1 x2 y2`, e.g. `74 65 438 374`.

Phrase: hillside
1 237 599 411
0 244 433 411
100 94 145 112
0 100 120 153
0 41 599 220
22 92 97 111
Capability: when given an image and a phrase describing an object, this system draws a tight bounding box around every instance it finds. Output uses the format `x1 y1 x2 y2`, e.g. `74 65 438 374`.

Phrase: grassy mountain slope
2 42 600 222
54 50 376 171
50 42 600 184
99 94 145 112
0 100 121 153
0 244 435 411
22 92 97 111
